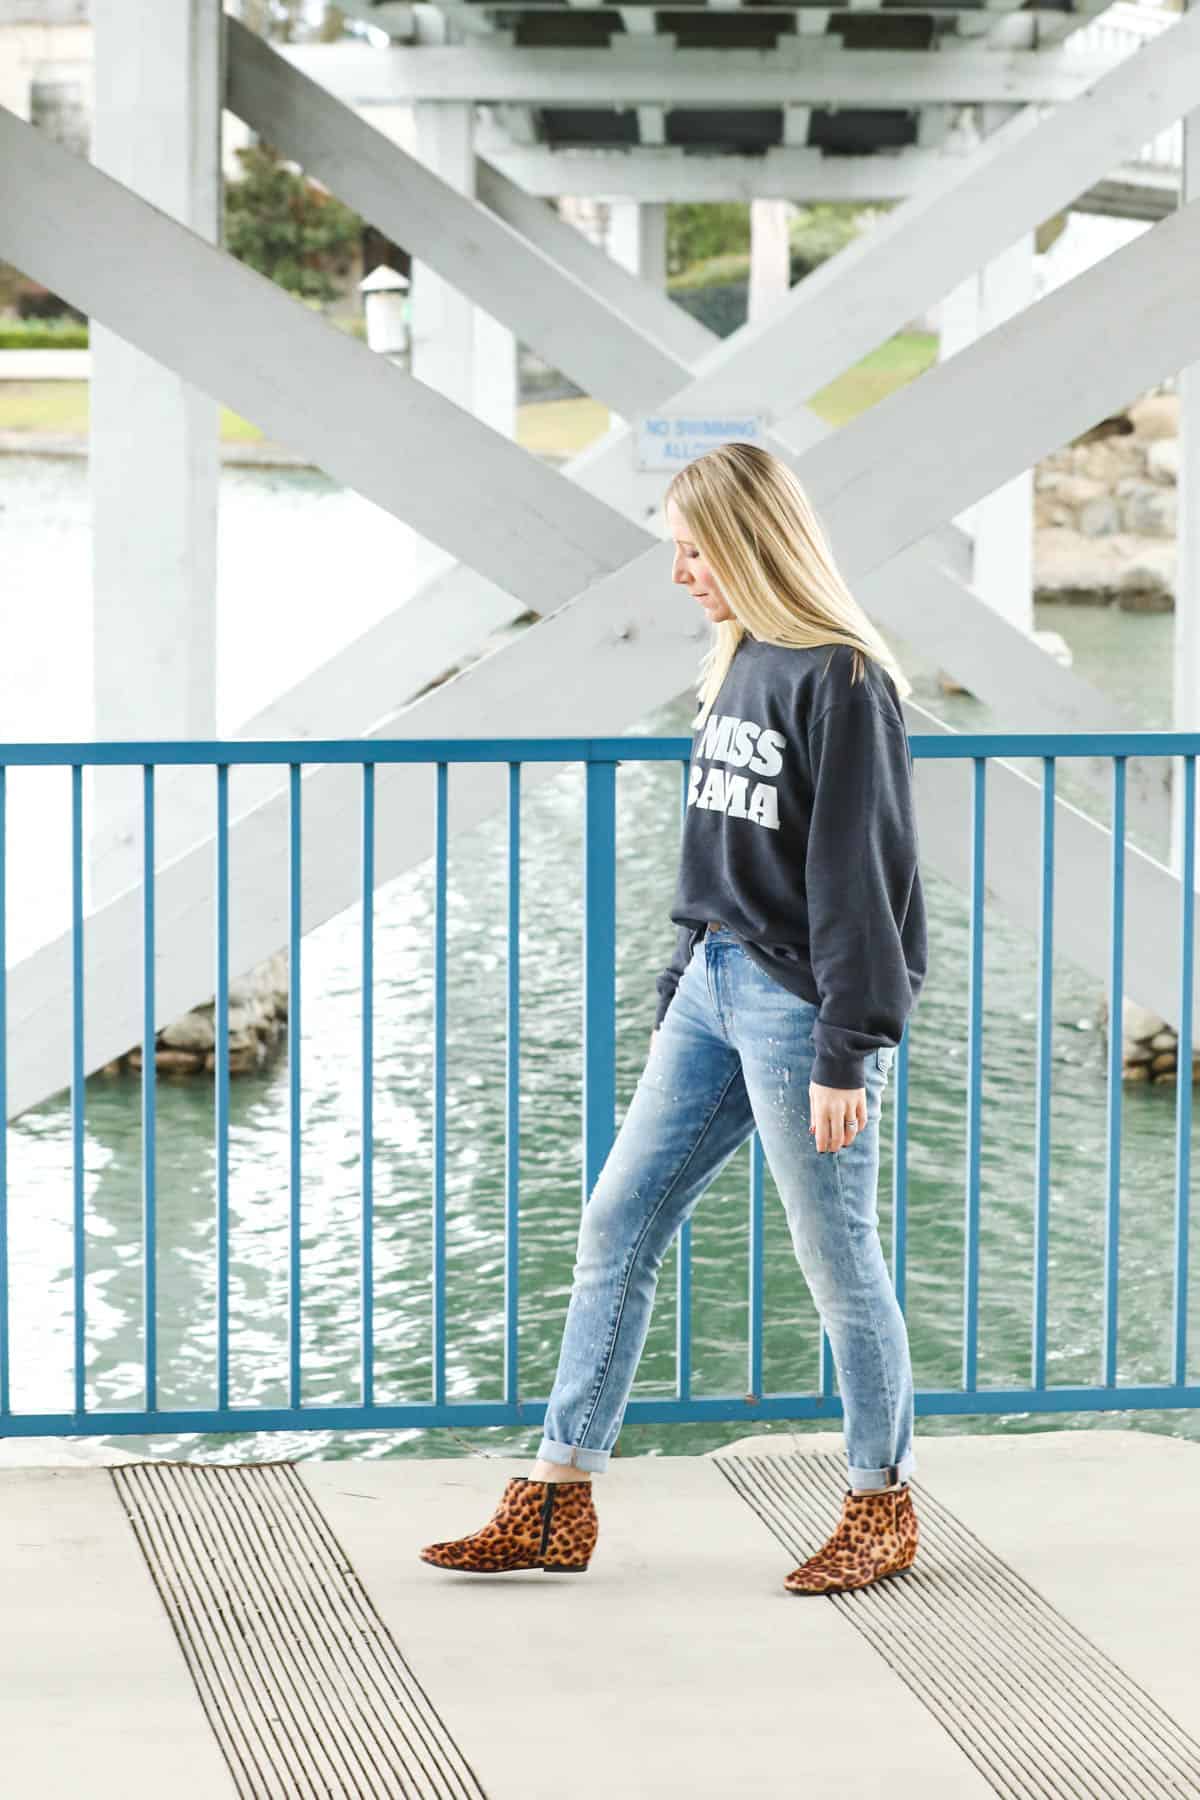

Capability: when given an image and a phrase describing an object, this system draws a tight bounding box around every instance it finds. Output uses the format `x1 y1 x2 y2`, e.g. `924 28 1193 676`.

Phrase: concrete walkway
0 1428 1196 1798
0 349 89 379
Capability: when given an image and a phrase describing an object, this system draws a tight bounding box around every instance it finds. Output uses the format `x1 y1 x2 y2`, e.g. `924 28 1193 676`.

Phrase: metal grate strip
715 1450 1200 1799
112 1461 488 1800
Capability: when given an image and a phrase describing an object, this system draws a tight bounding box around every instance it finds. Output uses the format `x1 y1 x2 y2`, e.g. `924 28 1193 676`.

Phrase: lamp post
358 263 411 367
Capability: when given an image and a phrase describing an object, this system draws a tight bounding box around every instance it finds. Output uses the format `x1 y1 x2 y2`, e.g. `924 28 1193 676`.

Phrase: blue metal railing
0 730 1197 1438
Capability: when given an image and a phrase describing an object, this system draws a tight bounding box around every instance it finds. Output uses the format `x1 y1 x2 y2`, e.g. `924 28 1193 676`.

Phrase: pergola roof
330 0 1147 167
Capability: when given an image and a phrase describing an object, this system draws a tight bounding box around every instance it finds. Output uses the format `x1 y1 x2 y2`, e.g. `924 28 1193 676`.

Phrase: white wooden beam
406 0 1105 37
224 16 694 417
8 32 1200 1117
475 159 716 364
625 6 1200 434
476 140 1177 206
10 201 1195 1114
88 0 222 908
474 142 902 202
409 98 518 434
274 39 1120 106
636 105 667 147
0 105 648 607
607 200 668 287
118 4 1189 780
788 197 1200 584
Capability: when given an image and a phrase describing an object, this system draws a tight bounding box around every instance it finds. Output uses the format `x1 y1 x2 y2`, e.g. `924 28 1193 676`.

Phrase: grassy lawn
0 382 266 441
807 330 938 427
516 394 612 458
0 331 940 454
0 380 90 433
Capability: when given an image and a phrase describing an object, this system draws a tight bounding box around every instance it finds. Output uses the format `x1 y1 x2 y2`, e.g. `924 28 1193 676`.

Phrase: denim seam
703 937 739 1046
576 1060 750 1448
830 1143 898 1479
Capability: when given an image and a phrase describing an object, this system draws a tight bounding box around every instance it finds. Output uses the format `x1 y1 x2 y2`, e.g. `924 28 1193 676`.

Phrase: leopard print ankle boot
783 1481 918 1595
418 1475 599 1575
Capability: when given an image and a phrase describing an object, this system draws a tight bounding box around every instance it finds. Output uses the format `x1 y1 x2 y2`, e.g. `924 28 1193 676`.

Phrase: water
3 455 1196 1469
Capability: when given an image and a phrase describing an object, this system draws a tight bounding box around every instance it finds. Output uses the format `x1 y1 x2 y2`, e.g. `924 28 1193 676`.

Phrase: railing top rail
0 729 1197 768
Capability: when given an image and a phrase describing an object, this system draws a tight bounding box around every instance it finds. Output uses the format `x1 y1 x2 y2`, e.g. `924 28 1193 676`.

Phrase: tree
223 141 363 303
667 203 750 276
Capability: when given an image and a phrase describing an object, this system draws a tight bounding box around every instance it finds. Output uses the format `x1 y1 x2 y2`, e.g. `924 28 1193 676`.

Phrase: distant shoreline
0 429 316 467
1 429 568 470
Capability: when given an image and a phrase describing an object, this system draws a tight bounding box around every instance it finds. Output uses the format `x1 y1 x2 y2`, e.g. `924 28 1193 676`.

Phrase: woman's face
666 497 735 623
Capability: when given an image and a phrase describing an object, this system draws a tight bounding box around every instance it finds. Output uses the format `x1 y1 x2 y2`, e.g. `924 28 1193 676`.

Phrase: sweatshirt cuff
811 1049 867 1091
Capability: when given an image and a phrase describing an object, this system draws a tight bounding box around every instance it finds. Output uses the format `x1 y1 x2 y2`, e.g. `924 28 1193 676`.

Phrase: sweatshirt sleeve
654 923 695 1030
804 686 921 1090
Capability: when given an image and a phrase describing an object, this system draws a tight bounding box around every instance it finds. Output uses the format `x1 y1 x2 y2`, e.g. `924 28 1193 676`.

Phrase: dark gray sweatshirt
653 638 927 1090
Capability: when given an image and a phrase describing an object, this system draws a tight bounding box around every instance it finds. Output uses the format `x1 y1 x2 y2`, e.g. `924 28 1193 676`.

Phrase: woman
419 441 927 1593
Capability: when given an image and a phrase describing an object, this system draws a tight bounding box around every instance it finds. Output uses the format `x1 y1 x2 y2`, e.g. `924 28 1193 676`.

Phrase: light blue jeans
537 924 916 1490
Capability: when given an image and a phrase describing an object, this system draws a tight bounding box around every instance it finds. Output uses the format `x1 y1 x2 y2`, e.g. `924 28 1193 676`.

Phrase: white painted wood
224 17 694 416
88 0 221 909
93 513 1142 932
282 18 1200 729
671 5 1200 427
783 196 1200 585
410 100 510 428
964 235 1037 636
349 0 1106 27
473 302 519 439
782 104 811 149
475 159 716 364
86 552 528 925
275 40 1120 106
607 201 667 287
9 32 1200 1111
748 198 791 324
14 165 1187 1094
473 140 1171 205
220 16 1198 782
4 262 1182 1120
0 105 649 607
1171 0 1200 881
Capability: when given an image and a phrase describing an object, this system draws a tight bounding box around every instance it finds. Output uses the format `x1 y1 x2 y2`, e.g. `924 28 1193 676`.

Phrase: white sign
636 414 767 472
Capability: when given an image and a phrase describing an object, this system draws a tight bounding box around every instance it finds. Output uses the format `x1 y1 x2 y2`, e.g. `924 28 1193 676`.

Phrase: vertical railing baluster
582 758 618 1197
583 759 625 1396
1032 755 1056 1391
1104 755 1127 1389
361 761 375 1410
288 761 302 1411
0 765 8 1417
504 761 521 1411
963 756 986 1393
216 763 230 1413
71 763 85 1418
818 1328 836 1407
670 759 693 1399
1173 754 1195 1388
432 761 448 1409
748 1134 764 1405
142 764 157 1413
893 1033 909 1311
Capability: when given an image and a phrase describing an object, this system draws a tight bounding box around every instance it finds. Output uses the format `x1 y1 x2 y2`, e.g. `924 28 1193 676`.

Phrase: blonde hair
665 440 913 728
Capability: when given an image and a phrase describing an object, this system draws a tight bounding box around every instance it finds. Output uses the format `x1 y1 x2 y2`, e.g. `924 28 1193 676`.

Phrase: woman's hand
809 1081 867 1153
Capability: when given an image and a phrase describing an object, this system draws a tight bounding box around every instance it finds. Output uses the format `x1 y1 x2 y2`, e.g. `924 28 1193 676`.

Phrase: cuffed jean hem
847 1448 917 1491
536 1436 609 1474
